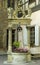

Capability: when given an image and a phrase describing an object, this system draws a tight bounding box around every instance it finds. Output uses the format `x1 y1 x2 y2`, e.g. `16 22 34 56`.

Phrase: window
38 0 40 4
7 0 15 9
7 0 10 7
29 0 36 4
30 27 35 47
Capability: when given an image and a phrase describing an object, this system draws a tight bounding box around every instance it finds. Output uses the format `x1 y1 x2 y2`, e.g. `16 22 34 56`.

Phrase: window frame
29 0 36 4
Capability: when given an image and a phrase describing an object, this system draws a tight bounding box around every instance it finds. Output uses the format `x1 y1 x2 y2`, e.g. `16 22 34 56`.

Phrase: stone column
3 0 7 8
7 27 13 62
36 0 39 5
35 25 39 46
15 29 17 41
26 27 31 62
22 0 25 11
25 0 28 10
5 0 7 8
0 0 3 8
8 7 13 19
15 0 17 10
27 28 30 46
28 8 32 17
15 25 18 41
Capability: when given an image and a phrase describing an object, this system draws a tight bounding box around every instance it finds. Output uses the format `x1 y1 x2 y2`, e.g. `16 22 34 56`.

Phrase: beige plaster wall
31 10 40 26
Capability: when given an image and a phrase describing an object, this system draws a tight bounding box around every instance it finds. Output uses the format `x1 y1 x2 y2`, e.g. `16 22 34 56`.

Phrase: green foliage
13 41 20 48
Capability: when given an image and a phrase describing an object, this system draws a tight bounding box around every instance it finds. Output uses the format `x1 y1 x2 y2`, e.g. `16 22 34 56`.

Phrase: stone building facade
0 0 8 49
0 0 31 51
0 0 40 51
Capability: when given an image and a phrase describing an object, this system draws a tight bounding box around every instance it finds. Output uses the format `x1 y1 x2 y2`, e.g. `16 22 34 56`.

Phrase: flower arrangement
17 48 28 53
13 41 20 49
12 41 28 53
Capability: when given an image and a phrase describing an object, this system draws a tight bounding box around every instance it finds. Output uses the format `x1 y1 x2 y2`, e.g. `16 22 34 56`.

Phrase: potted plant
12 41 20 52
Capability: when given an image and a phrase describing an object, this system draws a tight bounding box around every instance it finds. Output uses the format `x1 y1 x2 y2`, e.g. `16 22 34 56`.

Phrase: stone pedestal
7 53 13 63
22 25 27 46
26 52 31 62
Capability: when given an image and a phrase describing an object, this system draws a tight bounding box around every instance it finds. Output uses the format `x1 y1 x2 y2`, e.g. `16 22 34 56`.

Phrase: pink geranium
12 47 28 53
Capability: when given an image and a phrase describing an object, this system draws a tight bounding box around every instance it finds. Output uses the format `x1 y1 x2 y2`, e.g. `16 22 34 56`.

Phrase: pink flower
17 48 28 52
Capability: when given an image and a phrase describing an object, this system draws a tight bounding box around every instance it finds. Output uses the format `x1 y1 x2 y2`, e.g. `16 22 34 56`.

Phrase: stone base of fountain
4 52 31 64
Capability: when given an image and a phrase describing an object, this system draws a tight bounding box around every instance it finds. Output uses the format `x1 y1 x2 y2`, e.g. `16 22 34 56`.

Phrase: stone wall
0 8 8 48
31 10 40 25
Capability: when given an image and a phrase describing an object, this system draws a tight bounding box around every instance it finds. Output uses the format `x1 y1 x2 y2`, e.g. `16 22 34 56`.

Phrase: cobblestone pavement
0 55 40 65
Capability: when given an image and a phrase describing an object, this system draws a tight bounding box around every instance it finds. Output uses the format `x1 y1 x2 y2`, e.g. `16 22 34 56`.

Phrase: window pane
29 0 36 4
7 0 10 7
7 0 15 9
